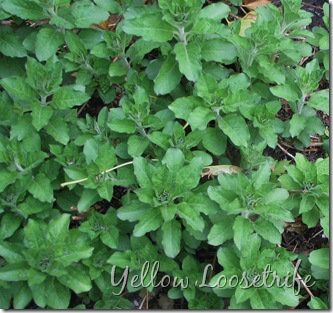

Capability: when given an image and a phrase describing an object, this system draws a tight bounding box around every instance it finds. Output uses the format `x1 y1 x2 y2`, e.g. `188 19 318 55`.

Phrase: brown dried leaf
242 0 270 10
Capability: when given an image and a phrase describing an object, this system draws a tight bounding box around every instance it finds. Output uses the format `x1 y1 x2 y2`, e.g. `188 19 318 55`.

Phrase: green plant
0 0 329 309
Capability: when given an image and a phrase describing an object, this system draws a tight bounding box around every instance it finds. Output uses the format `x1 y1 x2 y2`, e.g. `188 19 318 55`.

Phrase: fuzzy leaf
133 209 163 237
162 220 181 258
174 42 202 82
199 3 230 20
0 76 37 102
51 87 90 110
208 216 234 246
35 28 64 61
218 113 250 148
233 216 253 249
31 103 53 131
154 54 182 95
270 84 299 102
177 203 204 232
0 31 27 58
28 173 53 203
122 13 174 42
201 39 236 63
1 0 50 20
58 267 92 294
45 115 69 145
71 2 109 28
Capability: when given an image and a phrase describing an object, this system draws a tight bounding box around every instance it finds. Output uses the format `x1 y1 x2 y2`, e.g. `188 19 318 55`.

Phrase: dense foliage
0 0 329 309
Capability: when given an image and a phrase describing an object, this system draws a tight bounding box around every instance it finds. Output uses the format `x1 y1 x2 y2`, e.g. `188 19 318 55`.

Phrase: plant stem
61 161 134 187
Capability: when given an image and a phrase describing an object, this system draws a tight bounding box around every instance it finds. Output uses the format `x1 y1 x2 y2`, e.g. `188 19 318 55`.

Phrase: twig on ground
277 143 295 159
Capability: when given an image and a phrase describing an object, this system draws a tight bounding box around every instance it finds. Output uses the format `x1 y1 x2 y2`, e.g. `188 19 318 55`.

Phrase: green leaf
308 296 328 309
26 57 62 94
64 31 86 56
58 267 92 294
162 147 185 172
218 114 250 148
28 173 53 203
45 115 69 145
133 157 152 188
46 214 70 243
13 282 32 309
35 28 64 61
308 90 329 114
55 243 93 266
0 242 25 263
107 250 133 268
133 209 163 237
263 188 289 204
31 103 53 131
300 194 316 213
169 96 204 120
308 248 329 270
253 218 281 244
30 281 47 307
77 189 100 213
268 287 300 307
162 220 181 258
128 135 150 157
201 39 236 63
278 174 302 190
174 42 202 82
233 216 253 250
24 219 45 249
50 7 76 29
251 162 271 189
95 142 117 171
71 2 109 28
202 127 227 155
289 114 306 137
0 170 19 192
257 205 294 222
160 204 177 222
10 115 35 140
97 180 114 201
122 13 174 42
0 263 30 281
117 200 151 222
217 247 240 270
208 216 234 246
256 55 286 84
234 285 256 305
198 3 230 20
154 54 182 95
83 138 99 164
94 0 120 13
109 60 128 77
45 277 70 309
188 107 215 130
250 289 277 309
270 84 299 102
0 76 37 102
0 31 27 58
1 0 50 20
176 157 203 193
177 203 204 232
195 72 218 97
51 87 90 110
108 119 137 134
0 213 21 240
100 226 119 249
302 208 320 228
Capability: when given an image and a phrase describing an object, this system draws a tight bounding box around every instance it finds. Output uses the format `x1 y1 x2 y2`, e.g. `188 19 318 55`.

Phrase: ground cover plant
0 0 329 309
